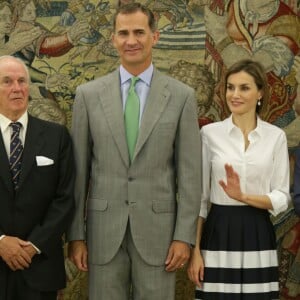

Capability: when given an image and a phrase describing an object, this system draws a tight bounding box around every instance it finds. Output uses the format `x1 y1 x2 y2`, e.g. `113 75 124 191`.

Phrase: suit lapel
134 69 170 160
0 133 13 191
18 116 44 189
99 70 130 167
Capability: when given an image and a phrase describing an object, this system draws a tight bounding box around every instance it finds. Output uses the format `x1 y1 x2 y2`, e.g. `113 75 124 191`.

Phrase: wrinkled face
112 11 159 74
0 58 29 121
20 1 36 22
226 71 262 117
0 6 12 35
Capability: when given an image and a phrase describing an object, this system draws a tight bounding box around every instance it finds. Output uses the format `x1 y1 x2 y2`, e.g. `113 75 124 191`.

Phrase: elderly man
0 55 75 300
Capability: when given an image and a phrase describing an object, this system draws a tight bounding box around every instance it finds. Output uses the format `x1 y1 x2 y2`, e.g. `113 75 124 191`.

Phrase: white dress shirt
199 115 290 219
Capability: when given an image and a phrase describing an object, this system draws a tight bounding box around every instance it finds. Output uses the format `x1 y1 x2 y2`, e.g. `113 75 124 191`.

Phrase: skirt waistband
210 203 269 217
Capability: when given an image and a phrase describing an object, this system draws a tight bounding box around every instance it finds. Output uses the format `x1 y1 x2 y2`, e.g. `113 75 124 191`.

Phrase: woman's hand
219 164 244 202
187 247 204 288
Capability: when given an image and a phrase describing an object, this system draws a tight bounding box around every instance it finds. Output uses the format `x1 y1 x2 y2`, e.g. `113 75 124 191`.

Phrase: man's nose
12 81 22 91
127 33 137 44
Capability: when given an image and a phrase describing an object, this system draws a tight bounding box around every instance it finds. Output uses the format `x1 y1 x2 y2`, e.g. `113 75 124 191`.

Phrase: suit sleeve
27 125 75 254
173 87 202 245
66 86 92 241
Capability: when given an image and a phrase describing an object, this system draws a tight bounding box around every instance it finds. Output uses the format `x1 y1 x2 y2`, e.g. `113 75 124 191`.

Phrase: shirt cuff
0 235 6 240
267 191 290 216
29 242 41 254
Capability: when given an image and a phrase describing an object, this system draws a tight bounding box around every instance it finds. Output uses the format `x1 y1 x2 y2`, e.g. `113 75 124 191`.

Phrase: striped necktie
125 77 140 161
9 122 23 190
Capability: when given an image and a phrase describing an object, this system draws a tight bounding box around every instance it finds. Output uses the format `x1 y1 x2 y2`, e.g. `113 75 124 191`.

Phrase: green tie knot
129 76 139 91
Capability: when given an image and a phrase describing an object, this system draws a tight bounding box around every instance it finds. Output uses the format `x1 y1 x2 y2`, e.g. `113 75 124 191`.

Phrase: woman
188 59 290 299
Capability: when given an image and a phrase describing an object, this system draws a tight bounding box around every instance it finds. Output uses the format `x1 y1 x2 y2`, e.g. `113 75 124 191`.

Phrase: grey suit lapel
99 70 130 167
134 69 170 159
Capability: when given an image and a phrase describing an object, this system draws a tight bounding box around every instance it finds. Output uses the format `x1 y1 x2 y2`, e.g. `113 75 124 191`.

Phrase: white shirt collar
120 64 153 86
226 114 263 138
0 111 28 134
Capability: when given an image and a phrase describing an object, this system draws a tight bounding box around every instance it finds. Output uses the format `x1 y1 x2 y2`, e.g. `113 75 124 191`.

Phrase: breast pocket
152 200 176 214
156 123 176 136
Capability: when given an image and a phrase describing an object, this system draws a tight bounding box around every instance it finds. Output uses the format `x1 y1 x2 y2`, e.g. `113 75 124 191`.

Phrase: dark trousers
2 268 57 300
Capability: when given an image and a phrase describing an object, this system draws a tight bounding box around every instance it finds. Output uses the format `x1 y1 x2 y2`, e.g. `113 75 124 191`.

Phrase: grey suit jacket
67 67 201 266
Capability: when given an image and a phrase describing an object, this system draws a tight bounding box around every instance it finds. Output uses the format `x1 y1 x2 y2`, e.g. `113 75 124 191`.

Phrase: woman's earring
257 99 261 106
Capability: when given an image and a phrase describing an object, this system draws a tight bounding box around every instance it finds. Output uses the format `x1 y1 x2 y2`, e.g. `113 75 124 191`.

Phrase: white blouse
199 115 290 219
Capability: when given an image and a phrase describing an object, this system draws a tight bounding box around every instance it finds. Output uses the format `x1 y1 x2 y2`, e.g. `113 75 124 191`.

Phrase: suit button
125 200 129 205
128 177 134 181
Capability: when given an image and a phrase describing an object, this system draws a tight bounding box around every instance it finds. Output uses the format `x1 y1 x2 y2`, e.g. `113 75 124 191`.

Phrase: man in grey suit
67 2 201 299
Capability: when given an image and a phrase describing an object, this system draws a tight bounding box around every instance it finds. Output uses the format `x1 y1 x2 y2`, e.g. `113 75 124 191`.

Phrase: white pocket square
36 156 54 166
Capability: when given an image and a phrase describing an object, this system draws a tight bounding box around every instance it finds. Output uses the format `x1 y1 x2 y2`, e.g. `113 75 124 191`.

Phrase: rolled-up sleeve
267 132 290 216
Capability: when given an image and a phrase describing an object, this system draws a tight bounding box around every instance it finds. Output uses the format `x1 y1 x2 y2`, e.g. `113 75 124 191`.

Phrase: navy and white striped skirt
195 204 279 300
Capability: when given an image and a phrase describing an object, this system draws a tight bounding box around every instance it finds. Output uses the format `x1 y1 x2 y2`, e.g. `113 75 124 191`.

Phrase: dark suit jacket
0 115 75 291
294 147 300 216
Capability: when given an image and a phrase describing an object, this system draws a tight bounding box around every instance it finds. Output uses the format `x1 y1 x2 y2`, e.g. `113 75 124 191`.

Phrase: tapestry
0 0 299 299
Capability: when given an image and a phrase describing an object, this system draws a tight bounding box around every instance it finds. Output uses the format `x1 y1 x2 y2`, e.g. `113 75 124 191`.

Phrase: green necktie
125 76 140 161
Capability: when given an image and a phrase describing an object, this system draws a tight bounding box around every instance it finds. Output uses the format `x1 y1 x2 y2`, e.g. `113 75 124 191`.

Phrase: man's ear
111 33 116 47
152 30 160 47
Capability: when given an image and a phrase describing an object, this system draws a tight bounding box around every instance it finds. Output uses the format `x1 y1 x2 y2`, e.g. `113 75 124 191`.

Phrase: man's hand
68 240 88 272
0 236 32 271
22 243 38 260
165 240 190 272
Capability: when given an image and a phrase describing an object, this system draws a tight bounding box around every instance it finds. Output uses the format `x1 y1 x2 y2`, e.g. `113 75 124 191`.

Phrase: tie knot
129 76 139 90
10 122 22 133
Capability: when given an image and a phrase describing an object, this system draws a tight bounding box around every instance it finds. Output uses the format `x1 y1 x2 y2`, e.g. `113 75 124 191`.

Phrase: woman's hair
112 2 157 32
225 59 269 113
